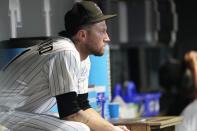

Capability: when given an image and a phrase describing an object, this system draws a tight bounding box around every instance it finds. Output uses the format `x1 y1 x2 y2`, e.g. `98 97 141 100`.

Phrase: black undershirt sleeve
56 92 91 119
77 93 91 110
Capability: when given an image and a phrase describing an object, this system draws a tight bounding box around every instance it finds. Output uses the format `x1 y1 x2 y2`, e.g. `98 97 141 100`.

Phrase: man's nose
104 33 110 43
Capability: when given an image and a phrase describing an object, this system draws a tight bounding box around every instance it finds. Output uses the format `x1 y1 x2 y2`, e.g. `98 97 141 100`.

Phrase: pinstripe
64 51 70 93
0 49 31 79
42 98 56 112
59 52 67 94
30 98 56 114
0 56 44 109
41 116 77 130
7 56 47 97
68 51 74 92
51 55 60 96
17 95 49 111
56 54 62 95
81 63 87 93
57 52 70 95
73 53 79 80
53 55 59 95
1 114 17 126
3 72 44 108
58 53 64 95
1 50 35 81
77 58 90 94
0 112 78 130
27 70 44 86
1 55 37 94
25 95 51 113
15 124 47 131
12 113 77 130
73 54 78 79
83 60 89 93
49 50 81 96
2 120 15 128
47 57 54 96
3 49 31 71
69 52 72 72
63 51 69 93
54 55 61 95
25 58 48 83
14 63 50 107
49 56 56 96
67 52 71 92
0 51 36 92
77 67 81 94
65 51 74 93
12 114 65 130
66 51 78 92
5 116 47 131
16 91 50 110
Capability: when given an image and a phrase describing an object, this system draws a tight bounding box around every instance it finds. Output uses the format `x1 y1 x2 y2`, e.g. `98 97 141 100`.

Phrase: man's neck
74 42 89 61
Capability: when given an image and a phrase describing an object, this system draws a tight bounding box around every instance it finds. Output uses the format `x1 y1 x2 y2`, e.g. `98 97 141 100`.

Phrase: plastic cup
109 103 119 119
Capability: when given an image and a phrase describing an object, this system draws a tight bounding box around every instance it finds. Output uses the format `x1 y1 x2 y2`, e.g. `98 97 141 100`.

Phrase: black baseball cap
59 1 117 37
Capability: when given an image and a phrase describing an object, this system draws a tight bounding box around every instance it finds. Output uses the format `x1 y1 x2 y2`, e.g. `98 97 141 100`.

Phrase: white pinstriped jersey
0 37 90 114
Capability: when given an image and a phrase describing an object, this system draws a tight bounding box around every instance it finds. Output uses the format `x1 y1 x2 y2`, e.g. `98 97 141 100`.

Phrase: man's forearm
63 108 116 131
85 107 103 118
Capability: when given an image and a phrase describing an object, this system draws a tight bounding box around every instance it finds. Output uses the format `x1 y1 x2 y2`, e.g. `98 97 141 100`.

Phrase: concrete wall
0 0 73 41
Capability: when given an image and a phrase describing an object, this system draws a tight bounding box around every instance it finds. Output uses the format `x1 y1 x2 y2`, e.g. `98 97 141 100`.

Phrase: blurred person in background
159 57 194 116
176 51 197 131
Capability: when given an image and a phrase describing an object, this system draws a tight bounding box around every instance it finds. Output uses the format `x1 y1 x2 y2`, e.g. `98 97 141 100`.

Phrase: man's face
84 21 110 56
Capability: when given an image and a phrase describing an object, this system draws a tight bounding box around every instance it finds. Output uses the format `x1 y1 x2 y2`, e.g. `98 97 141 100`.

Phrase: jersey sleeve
77 57 90 94
47 50 81 96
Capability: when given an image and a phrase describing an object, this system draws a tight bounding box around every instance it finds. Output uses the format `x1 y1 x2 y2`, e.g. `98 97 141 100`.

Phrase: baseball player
0 1 129 131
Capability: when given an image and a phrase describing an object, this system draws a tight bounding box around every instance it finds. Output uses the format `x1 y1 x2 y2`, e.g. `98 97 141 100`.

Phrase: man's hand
115 125 130 131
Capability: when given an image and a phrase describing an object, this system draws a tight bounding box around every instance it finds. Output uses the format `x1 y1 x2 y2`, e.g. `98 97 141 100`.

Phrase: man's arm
84 108 129 131
63 108 128 131
185 51 197 98
56 92 128 131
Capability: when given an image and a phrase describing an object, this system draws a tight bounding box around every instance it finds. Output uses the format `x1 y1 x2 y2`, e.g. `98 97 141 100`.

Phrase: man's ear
76 29 87 42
